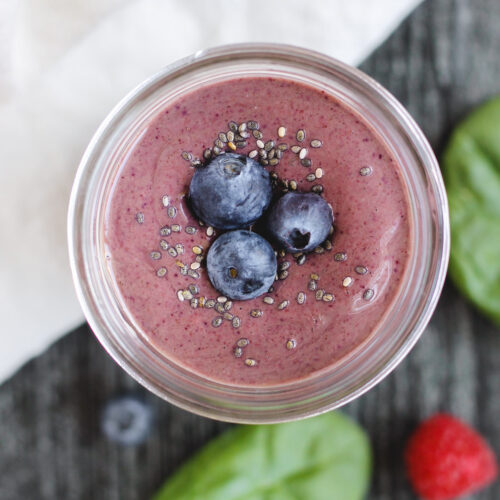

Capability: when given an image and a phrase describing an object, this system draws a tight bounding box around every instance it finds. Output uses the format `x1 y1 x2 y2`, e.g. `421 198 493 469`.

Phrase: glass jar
68 43 449 423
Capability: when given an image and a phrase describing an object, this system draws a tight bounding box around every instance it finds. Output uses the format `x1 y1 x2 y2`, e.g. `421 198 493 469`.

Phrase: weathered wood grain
1 0 499 498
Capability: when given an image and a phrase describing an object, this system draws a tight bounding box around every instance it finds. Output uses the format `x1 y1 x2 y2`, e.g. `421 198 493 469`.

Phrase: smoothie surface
105 76 411 386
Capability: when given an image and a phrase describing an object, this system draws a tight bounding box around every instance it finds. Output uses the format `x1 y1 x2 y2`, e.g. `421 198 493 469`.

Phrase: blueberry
207 230 277 300
101 395 153 446
189 153 272 229
265 192 333 253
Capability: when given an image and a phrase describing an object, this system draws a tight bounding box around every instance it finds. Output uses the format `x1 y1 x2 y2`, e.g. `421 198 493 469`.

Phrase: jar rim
68 43 449 423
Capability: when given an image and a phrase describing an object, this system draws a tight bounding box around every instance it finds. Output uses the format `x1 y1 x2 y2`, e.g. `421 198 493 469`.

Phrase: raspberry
405 413 498 500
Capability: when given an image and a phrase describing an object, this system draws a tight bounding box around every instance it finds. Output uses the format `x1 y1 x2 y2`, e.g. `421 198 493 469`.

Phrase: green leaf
152 412 371 500
442 96 500 326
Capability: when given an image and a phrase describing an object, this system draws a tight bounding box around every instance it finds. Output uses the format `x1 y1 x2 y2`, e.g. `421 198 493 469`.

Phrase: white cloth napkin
0 0 421 383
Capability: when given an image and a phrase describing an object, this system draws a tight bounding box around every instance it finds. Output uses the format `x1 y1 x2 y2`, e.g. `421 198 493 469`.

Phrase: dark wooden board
1 0 499 498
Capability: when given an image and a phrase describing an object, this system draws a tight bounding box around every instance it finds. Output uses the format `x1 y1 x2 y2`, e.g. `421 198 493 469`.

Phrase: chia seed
250 309 263 318
334 252 347 262
278 300 290 310
212 317 223 328
156 267 167 277
296 292 306 304
360 166 373 176
150 251 161 260
136 212 144 224
363 289 375 301
286 339 297 350
355 266 368 275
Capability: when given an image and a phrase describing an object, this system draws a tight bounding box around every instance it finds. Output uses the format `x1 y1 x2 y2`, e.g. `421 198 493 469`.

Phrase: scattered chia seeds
334 252 347 262
203 148 212 160
252 130 263 140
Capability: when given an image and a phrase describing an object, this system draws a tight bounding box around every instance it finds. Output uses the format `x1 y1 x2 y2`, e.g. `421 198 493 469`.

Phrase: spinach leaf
152 412 371 500
442 96 500 326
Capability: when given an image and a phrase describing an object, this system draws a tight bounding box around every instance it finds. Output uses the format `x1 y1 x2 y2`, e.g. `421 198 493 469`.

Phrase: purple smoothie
105 77 411 386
